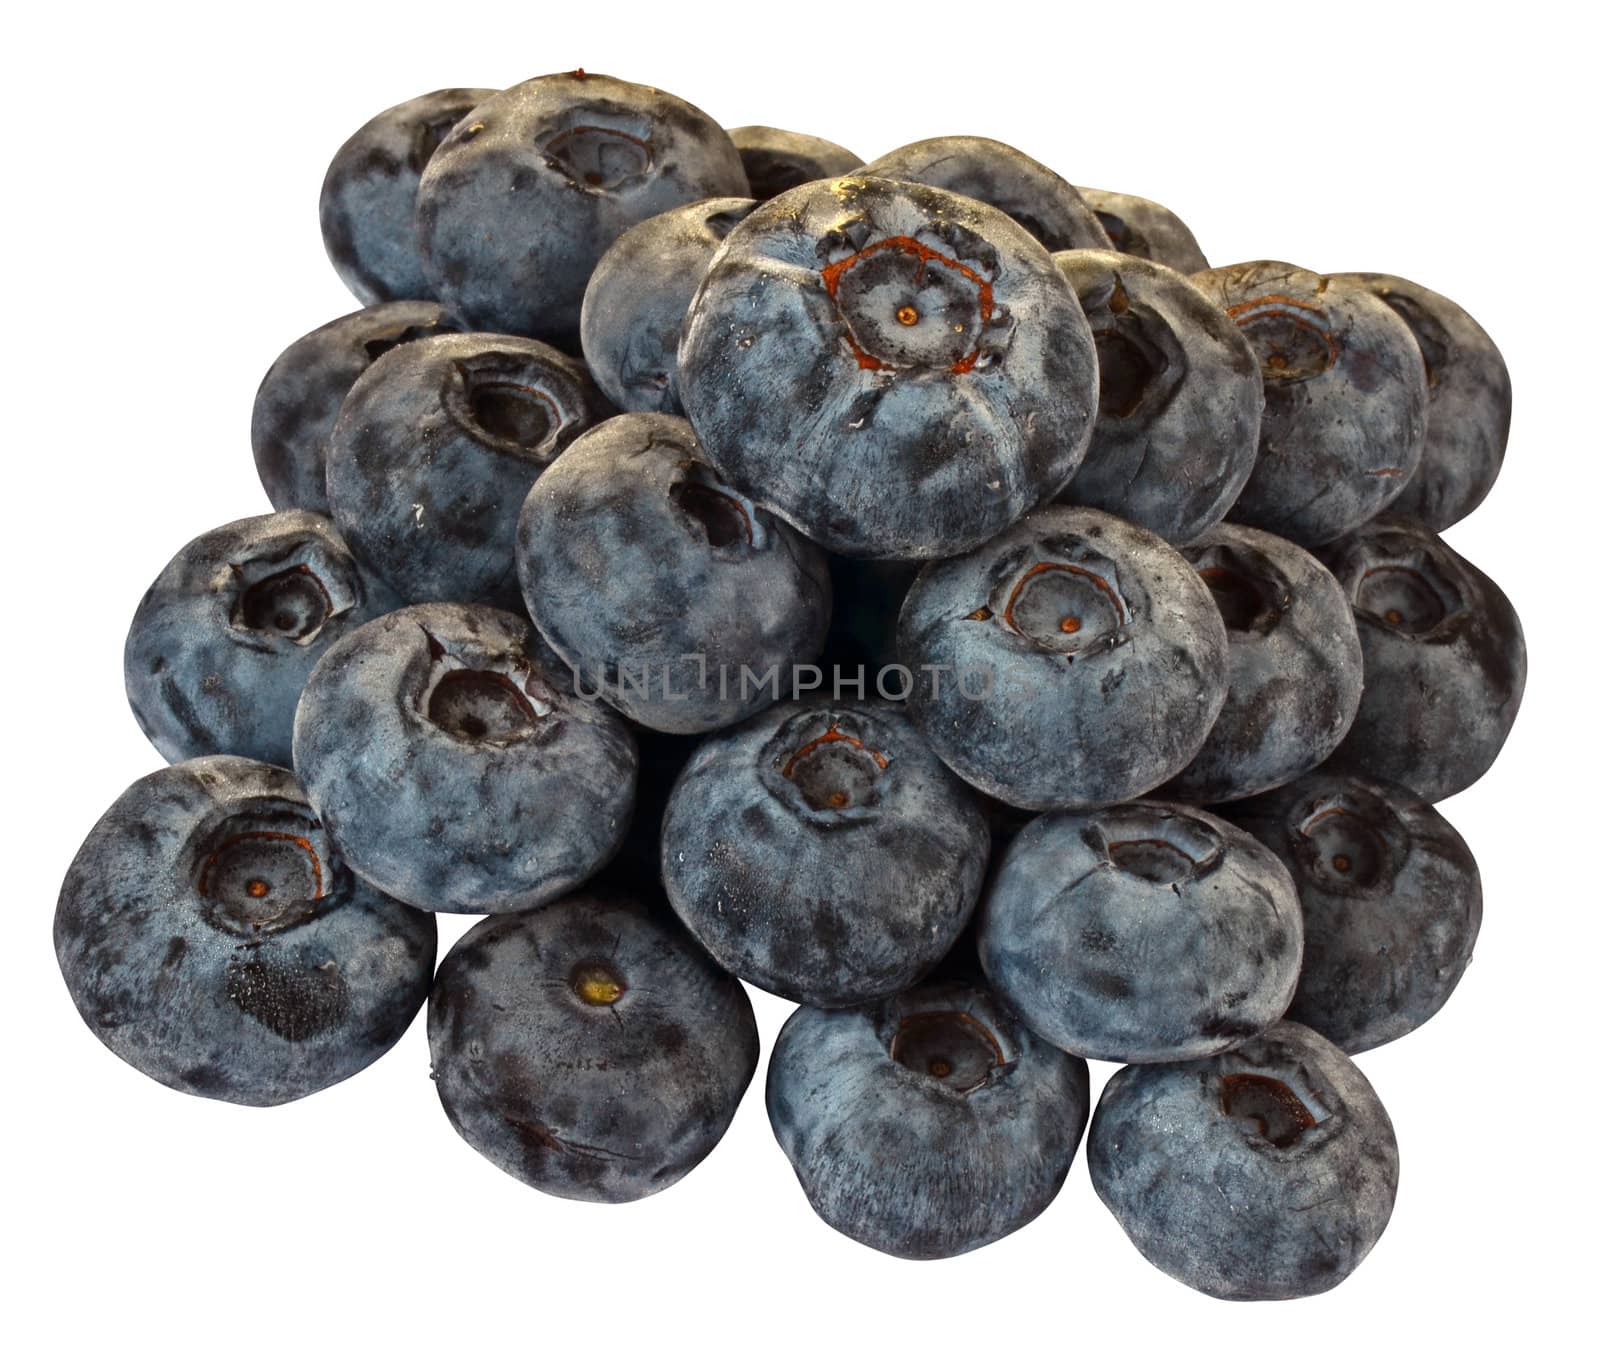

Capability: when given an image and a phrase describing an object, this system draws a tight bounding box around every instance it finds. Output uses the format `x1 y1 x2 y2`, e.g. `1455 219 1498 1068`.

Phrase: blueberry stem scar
570 962 627 1006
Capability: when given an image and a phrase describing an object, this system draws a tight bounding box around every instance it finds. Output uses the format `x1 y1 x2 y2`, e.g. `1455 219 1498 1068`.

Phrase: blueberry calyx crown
1293 793 1400 892
880 986 1018 1096
541 122 653 190
236 564 334 641
760 708 896 821
819 234 1004 375
669 463 761 549
1089 805 1223 889
1094 322 1170 420
968 554 1131 659
781 724 889 812
1351 551 1464 637
446 353 578 462
1184 542 1290 638
228 539 360 647
890 1012 1003 1093
417 627 556 746
1075 271 1177 424
1219 1073 1323 1148
192 803 337 938
1225 293 1339 383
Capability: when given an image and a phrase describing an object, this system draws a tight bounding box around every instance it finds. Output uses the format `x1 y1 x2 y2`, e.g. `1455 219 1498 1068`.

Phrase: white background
6 3 1593 1349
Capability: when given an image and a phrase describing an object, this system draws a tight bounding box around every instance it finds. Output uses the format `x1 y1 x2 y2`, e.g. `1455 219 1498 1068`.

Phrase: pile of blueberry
55 70 1527 1299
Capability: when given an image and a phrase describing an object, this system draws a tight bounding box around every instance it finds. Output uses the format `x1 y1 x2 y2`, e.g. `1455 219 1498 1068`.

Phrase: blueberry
428 892 758 1203
1317 515 1526 802
1088 1020 1399 1300
1225 772 1481 1052
1053 249 1262 543
1338 272 1511 530
766 980 1090 1259
579 198 757 413
899 506 1228 809
415 70 749 346
858 136 1112 251
1077 186 1209 273
660 700 989 1006
251 301 458 513
980 802 1301 1062
54 756 436 1106
293 603 637 913
125 510 399 767
319 87 495 306
515 413 830 733
728 125 863 199
1190 261 1428 546
326 332 610 607
1161 523 1363 802
677 176 1098 559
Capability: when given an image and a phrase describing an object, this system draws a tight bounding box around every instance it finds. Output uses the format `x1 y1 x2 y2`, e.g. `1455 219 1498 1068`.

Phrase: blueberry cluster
56 70 1525 1300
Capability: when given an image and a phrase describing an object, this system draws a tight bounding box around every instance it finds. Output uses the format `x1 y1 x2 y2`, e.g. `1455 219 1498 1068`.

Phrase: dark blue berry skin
1078 187 1209 274
858 136 1112 252
767 980 1090 1259
251 301 458 513
54 757 436 1107
661 701 989 1006
579 199 757 414
125 511 399 768
1053 250 1262 543
1318 516 1526 802
327 332 610 608
428 892 758 1204
1161 523 1363 803
899 506 1229 810
293 603 637 914
319 87 494 306
678 175 1099 559
415 71 749 347
979 802 1301 1062
1338 272 1511 530
728 125 863 200
516 413 830 734
1225 773 1481 1053
1191 261 1428 547
1088 1020 1399 1301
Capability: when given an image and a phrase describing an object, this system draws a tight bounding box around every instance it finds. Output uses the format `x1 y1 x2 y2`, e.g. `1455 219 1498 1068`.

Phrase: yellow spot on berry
572 965 625 1007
